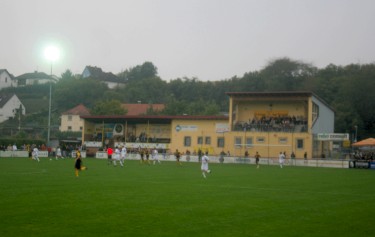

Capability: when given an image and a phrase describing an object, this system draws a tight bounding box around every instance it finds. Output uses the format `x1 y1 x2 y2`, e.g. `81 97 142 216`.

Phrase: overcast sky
1 0 375 81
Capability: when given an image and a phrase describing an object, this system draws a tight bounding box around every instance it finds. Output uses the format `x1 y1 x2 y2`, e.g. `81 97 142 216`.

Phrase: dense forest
2 57 375 141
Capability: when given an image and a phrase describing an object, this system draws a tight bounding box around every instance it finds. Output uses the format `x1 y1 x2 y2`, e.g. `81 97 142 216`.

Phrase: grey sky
1 0 374 81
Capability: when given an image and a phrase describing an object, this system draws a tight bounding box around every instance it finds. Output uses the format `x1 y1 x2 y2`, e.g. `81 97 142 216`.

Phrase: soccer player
32 146 40 162
120 146 127 165
145 149 151 165
74 150 87 177
107 146 113 165
56 146 63 160
113 146 123 167
139 148 145 164
152 148 160 165
279 151 285 168
174 149 182 165
201 152 211 178
255 151 261 169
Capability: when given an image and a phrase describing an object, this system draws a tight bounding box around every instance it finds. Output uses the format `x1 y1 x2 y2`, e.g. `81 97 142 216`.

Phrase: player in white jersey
32 147 40 162
120 146 127 165
279 151 285 168
56 147 63 160
201 152 211 178
113 147 123 167
152 148 160 165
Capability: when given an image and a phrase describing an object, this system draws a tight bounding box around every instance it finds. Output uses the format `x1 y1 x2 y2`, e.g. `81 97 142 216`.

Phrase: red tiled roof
122 104 165 115
62 104 91 116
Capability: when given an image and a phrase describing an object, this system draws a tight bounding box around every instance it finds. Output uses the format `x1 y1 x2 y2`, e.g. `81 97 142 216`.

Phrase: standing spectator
291 151 296 166
219 150 225 164
198 149 202 163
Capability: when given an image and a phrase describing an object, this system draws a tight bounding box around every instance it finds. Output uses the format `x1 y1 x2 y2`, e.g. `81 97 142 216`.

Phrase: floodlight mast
44 45 60 147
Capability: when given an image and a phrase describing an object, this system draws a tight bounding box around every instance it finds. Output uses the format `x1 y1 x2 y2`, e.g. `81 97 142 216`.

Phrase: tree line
2 58 375 140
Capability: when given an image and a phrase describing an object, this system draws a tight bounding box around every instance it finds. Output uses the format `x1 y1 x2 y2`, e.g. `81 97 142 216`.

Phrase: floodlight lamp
44 45 60 62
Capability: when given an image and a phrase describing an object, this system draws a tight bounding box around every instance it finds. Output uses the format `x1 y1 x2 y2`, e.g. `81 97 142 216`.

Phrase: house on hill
122 103 165 115
0 69 17 89
82 66 124 89
16 71 57 86
60 104 91 132
0 93 25 123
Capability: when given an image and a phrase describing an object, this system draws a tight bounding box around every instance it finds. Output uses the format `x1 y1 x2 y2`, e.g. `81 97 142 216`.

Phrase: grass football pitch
0 157 374 237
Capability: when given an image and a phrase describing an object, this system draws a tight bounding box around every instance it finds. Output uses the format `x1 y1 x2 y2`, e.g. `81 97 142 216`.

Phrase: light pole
44 45 60 145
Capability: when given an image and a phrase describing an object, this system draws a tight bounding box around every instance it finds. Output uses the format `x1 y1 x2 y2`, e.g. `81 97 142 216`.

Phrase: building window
235 137 242 148
217 137 225 148
80 127 83 131
297 139 304 149
197 136 203 145
279 137 288 143
68 115 72 121
246 137 253 148
205 136 211 145
68 126 72 131
184 136 191 147
256 137 265 143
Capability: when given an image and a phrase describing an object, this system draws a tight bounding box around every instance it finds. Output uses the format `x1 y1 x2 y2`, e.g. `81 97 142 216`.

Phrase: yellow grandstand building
81 91 340 159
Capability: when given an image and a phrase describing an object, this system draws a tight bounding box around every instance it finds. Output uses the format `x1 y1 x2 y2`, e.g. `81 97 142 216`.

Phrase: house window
257 137 265 143
197 136 203 145
80 127 83 131
217 137 225 148
184 136 191 147
246 137 253 148
68 115 72 121
235 137 242 148
279 137 288 144
68 126 72 131
205 136 211 145
297 139 304 149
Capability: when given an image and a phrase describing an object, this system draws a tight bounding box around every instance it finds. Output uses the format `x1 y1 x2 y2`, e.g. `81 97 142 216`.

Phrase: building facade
0 94 26 123
81 92 336 159
60 104 91 132
0 69 17 89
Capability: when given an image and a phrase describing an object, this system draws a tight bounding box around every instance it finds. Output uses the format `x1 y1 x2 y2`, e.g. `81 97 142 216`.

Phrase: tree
119 62 158 82
91 99 127 115
54 78 109 111
260 57 317 91
60 69 74 80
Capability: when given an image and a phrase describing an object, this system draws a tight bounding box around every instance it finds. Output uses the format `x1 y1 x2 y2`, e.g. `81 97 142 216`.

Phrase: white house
0 69 17 89
16 71 58 86
82 66 124 89
0 94 26 123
